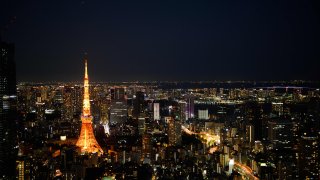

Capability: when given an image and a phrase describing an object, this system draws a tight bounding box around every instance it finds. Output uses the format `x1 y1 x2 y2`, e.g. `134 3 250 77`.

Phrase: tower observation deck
76 58 103 155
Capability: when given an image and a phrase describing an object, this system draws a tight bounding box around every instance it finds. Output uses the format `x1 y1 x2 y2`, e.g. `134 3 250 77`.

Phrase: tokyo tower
76 58 103 155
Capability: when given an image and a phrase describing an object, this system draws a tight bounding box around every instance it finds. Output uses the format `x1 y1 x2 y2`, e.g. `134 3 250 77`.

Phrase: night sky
1 0 320 82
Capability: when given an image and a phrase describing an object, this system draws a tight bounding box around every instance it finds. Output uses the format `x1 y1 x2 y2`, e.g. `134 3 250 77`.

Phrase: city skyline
1 2 320 178
1 39 319 178
1 0 320 82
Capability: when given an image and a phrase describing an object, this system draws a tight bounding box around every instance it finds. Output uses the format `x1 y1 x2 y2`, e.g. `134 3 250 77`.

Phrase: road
234 161 259 180
181 125 259 180
181 125 220 145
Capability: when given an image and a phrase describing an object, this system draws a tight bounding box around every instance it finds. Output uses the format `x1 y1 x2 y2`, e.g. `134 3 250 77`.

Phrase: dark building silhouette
268 118 294 149
244 101 270 141
133 91 144 118
298 104 320 179
0 41 18 178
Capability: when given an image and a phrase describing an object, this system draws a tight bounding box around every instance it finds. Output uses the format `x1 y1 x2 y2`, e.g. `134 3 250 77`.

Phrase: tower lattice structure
76 58 103 155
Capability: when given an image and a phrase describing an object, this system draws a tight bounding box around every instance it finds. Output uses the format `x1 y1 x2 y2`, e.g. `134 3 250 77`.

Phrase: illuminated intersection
181 125 259 180
234 161 259 180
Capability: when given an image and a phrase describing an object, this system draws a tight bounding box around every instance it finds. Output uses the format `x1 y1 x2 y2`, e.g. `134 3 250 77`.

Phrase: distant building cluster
1 41 319 179
11 79 320 179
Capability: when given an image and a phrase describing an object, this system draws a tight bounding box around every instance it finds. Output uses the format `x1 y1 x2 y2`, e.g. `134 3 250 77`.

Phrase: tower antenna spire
76 55 103 155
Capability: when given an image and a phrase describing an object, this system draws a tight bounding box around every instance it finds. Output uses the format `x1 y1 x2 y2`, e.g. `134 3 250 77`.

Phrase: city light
1 1 319 179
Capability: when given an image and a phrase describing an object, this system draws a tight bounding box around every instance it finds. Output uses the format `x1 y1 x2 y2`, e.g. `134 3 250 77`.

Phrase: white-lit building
153 103 160 120
198 109 209 120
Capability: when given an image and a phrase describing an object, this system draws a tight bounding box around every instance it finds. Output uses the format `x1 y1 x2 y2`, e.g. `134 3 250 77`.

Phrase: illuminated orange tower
76 58 103 155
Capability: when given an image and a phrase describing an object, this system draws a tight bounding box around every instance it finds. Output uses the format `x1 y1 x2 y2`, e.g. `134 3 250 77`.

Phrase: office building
110 87 127 125
0 41 18 178
299 132 319 179
167 117 182 146
133 91 144 118
268 119 293 149
186 95 194 119
198 109 209 120
153 102 160 120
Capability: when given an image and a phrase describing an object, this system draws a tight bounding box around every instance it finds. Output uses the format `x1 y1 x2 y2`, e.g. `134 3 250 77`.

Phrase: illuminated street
234 162 259 180
181 125 220 145
182 125 260 180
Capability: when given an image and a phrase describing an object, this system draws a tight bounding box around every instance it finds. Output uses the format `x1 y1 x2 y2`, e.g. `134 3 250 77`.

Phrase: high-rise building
0 41 18 178
109 87 127 125
186 95 194 119
245 124 254 145
178 101 187 123
76 58 103 155
111 87 125 100
16 159 24 180
71 85 82 115
299 134 319 179
142 133 152 160
133 91 144 118
63 86 73 120
298 114 319 179
272 102 283 116
245 101 266 140
100 102 109 124
267 118 296 179
198 109 209 120
153 103 160 120
268 119 293 149
16 155 31 180
138 114 146 135
167 117 182 146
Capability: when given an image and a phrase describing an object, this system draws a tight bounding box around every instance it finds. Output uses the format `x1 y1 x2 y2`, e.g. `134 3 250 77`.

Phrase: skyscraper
109 87 127 125
0 41 17 178
133 91 144 118
245 124 254 145
153 103 160 120
198 109 209 120
178 101 187 123
167 117 182 146
76 58 103 155
142 133 152 160
298 114 319 179
299 134 319 179
186 95 194 119
268 119 293 149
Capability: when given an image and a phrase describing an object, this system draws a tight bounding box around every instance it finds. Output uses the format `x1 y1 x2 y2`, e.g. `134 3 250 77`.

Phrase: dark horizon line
17 80 320 84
